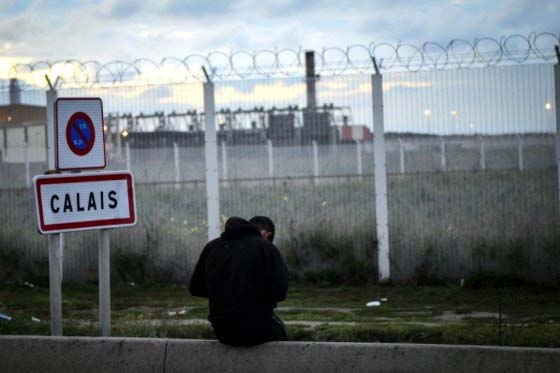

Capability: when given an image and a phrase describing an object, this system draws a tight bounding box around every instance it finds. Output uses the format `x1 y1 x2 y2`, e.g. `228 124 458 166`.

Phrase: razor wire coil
5 32 560 90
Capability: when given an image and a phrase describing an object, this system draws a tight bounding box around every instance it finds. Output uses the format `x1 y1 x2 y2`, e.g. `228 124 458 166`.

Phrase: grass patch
2 319 558 348
2 169 560 284
462 271 531 289
2 283 560 347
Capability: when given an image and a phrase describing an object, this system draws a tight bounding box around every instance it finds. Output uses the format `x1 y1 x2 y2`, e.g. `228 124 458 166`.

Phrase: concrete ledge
0 336 166 373
1 336 559 373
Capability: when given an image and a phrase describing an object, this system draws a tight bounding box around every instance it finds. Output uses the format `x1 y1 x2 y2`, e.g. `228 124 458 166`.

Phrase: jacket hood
221 217 261 240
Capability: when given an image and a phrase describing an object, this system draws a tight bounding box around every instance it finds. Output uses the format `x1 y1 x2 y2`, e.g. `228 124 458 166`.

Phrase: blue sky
0 0 558 62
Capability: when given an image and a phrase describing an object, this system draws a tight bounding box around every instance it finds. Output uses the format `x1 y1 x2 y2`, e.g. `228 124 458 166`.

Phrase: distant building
338 124 373 142
0 103 46 125
0 79 47 163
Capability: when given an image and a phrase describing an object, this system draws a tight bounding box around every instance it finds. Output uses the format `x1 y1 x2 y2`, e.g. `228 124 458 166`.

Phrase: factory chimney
9 79 21 105
305 51 317 110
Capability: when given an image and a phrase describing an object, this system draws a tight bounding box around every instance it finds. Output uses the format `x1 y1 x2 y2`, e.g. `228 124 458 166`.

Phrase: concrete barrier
1 336 559 373
0 336 166 373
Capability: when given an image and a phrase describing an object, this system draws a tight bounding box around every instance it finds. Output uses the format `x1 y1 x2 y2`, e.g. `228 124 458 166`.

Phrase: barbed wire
5 32 560 90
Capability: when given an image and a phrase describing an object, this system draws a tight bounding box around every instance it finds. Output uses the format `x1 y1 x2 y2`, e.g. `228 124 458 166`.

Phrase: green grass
1 283 559 347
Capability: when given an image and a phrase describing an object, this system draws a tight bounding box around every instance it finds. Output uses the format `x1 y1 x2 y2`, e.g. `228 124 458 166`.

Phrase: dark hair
249 216 275 242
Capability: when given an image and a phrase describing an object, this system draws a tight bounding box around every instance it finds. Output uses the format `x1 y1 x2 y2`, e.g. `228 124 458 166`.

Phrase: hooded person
189 216 289 346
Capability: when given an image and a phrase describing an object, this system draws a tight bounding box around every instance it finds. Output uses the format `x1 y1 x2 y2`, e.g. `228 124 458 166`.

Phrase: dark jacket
189 217 289 324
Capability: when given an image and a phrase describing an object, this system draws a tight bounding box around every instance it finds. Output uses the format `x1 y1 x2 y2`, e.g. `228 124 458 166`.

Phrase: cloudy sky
1 0 558 135
0 0 558 64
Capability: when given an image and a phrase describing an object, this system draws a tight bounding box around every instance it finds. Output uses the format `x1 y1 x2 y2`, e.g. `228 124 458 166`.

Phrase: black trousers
212 315 288 346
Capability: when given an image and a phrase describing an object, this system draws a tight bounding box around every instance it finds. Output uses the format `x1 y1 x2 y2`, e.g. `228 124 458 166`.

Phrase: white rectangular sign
33 171 136 234
56 97 106 171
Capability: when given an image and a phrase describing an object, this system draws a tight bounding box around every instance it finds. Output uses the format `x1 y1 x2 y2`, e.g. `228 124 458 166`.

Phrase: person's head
249 216 275 242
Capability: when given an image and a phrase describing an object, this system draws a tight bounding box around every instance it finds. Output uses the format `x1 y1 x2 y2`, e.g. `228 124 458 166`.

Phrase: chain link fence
1 40 559 283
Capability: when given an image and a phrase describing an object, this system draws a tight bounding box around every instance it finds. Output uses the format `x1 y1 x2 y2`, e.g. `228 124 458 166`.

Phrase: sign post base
98 229 111 337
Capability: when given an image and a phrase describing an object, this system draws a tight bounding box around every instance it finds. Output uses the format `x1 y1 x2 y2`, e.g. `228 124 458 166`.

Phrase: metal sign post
98 229 111 336
46 84 64 336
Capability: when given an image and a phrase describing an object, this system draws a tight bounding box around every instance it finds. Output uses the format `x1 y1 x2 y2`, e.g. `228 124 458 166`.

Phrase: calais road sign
33 171 136 234
56 98 106 170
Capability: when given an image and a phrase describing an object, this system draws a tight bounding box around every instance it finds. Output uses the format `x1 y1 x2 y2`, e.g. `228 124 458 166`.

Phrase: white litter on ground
31 317 41 322
366 301 381 307
0 312 12 321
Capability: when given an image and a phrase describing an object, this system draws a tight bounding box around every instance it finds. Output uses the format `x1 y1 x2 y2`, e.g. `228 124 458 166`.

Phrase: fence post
116 119 122 160
46 86 64 336
1 127 6 163
203 79 221 240
440 137 447 172
125 142 131 171
174 142 181 190
221 140 228 181
398 138 405 174
25 141 30 187
371 72 390 282
356 140 363 179
479 136 486 171
554 60 560 220
517 135 524 171
267 140 274 187
267 140 274 179
312 140 319 183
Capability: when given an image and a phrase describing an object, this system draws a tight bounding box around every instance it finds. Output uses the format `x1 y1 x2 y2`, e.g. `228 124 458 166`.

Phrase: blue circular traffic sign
66 112 95 156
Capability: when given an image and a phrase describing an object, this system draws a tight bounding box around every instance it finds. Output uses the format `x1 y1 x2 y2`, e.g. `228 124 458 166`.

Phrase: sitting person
189 216 289 346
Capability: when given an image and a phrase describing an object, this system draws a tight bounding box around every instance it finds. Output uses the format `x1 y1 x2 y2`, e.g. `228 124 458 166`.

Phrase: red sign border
55 97 107 171
34 172 136 234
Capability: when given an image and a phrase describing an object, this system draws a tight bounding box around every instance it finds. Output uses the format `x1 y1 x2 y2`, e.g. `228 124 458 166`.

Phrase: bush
0 250 22 281
302 269 342 285
413 246 446 286
112 252 151 284
284 223 377 286
0 248 49 285
462 271 530 289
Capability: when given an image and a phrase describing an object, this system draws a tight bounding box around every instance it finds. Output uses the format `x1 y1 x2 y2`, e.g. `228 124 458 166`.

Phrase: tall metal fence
1 35 559 283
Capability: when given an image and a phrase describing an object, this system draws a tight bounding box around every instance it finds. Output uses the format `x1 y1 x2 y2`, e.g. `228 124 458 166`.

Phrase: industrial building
113 52 364 148
0 79 47 163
